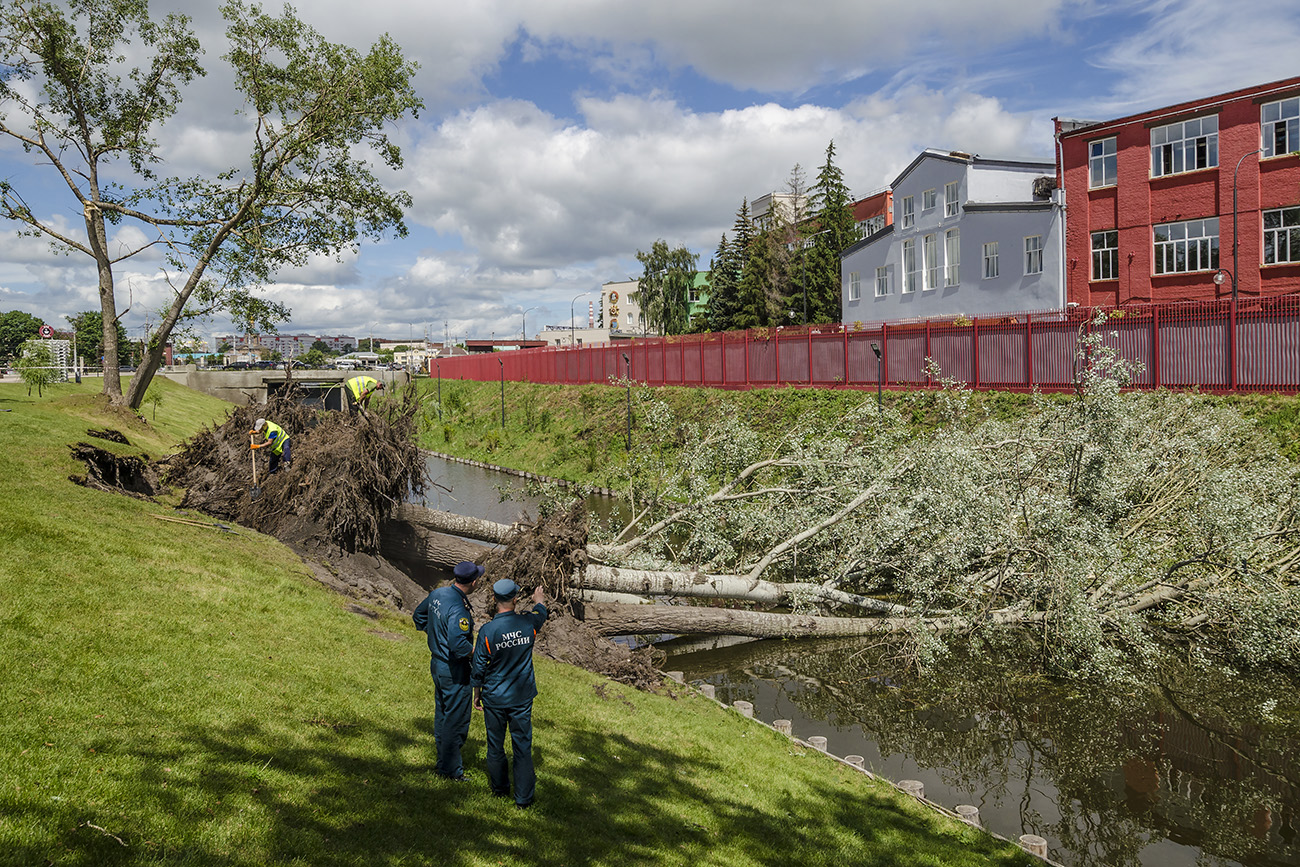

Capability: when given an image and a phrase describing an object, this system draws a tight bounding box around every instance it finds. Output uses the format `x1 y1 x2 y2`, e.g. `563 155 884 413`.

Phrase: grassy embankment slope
0 378 1033 866
417 377 1300 486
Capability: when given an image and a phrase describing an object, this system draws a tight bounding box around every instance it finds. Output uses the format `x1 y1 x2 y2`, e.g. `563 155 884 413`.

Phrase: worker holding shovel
250 418 292 475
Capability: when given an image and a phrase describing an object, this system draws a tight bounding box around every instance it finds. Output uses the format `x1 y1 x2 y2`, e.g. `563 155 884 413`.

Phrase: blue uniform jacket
471 604 548 705
413 584 475 676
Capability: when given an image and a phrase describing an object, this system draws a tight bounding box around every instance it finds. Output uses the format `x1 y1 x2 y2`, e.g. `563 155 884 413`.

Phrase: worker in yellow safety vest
250 418 292 474
344 375 385 412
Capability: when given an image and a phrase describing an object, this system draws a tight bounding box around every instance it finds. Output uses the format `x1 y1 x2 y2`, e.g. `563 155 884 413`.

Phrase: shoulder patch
458 617 470 632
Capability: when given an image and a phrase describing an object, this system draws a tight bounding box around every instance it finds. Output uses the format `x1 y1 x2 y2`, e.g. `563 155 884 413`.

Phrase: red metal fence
429 297 1300 394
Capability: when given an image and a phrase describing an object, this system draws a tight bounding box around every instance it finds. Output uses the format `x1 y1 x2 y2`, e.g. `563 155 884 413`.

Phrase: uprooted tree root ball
167 386 426 553
475 502 664 691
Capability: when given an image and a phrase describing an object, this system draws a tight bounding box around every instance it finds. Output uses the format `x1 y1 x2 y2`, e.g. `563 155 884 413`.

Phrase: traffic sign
39 325 53 338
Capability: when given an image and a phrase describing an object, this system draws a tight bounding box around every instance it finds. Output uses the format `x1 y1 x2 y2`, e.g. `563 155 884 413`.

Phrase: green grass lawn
0 377 1034 866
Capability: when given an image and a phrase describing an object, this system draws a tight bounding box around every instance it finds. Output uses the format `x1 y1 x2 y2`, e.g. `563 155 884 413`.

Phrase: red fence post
1151 306 1160 389
1025 316 1033 389
843 325 849 387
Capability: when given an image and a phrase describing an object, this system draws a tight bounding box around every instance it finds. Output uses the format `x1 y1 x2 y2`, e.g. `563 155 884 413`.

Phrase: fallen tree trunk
392 503 517 544
379 519 495 572
581 564 911 615
580 601 1045 638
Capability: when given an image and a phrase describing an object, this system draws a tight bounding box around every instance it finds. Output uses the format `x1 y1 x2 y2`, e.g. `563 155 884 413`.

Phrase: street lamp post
870 341 883 414
622 353 632 450
1213 148 1262 391
570 292 590 346
498 357 505 428
434 358 442 421
522 306 538 342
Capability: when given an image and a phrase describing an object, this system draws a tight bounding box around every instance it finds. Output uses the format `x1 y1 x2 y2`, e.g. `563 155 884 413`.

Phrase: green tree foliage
299 348 327 368
0 310 42 364
67 311 129 369
597 315 1300 680
310 339 332 354
16 338 56 396
705 200 756 333
0 0 423 409
804 141 857 324
634 240 698 336
734 227 786 328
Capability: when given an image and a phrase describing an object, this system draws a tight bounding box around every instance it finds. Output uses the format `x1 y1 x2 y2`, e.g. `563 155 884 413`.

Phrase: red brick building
1055 76 1300 307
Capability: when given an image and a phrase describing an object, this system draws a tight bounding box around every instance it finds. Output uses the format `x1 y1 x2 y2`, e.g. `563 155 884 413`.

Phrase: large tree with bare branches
0 0 421 408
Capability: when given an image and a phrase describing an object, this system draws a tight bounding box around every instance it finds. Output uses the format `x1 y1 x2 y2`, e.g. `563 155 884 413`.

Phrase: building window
944 181 959 217
1263 206 1300 265
1089 137 1117 188
982 242 999 279
848 271 861 301
923 189 937 211
1024 235 1044 275
1262 97 1300 158
875 265 890 296
900 196 915 229
923 234 939 289
945 229 960 286
1151 115 1218 177
1092 230 1119 280
1154 218 1218 274
689 284 702 303
903 238 918 292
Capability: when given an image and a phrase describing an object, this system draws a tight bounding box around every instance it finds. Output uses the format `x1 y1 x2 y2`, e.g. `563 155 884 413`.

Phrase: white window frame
923 234 939 290
903 238 919 293
1089 137 1117 188
848 271 861 301
1024 235 1044 275
1153 217 1219 274
1262 97 1300 158
982 242 999 279
1091 230 1118 281
1151 115 1218 178
922 189 936 211
875 265 890 297
944 181 959 217
945 229 960 286
900 196 915 229
1263 206 1300 265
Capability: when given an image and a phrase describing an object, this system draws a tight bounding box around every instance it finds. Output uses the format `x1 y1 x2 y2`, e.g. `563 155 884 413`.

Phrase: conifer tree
805 141 858 324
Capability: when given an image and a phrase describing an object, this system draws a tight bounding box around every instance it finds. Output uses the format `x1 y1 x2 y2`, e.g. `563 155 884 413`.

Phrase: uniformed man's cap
453 560 485 582
253 418 266 431
492 579 519 600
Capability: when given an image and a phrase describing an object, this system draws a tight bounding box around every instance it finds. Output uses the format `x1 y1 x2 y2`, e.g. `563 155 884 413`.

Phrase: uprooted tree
397 317 1300 680
0 0 422 408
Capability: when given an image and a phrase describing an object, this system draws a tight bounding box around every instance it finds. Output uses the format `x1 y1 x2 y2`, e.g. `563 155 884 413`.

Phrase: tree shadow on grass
1 715 1032 867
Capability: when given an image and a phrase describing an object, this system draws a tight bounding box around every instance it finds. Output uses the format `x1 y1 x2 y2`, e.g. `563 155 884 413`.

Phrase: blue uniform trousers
483 700 535 805
433 664 472 779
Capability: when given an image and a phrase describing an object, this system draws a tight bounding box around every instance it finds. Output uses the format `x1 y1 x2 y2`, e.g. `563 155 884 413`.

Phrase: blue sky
2 0 1298 348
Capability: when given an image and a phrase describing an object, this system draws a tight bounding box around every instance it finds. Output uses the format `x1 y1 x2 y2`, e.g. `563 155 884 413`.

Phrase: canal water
421 454 1300 867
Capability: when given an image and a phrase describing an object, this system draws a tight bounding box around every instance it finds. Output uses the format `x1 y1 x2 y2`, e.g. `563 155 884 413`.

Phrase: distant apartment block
218 333 357 355
1055 75 1300 306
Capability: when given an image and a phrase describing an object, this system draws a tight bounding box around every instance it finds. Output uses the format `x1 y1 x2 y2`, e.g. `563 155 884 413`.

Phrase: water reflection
667 637 1300 867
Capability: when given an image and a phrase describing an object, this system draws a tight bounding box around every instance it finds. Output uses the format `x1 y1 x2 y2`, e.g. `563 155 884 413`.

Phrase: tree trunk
378 519 495 572
392 503 519 544
581 564 910 615
578 601 1044 638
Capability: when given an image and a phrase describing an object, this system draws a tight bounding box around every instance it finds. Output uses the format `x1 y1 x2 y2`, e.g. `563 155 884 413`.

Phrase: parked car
223 361 251 370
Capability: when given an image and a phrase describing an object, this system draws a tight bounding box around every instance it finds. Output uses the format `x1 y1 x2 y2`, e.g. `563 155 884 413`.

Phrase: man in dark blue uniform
413 560 484 781
472 579 548 807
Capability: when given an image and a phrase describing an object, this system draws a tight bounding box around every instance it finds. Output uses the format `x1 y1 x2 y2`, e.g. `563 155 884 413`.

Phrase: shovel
250 435 262 501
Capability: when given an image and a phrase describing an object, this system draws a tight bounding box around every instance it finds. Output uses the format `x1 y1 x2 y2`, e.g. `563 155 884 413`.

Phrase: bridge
158 366 413 407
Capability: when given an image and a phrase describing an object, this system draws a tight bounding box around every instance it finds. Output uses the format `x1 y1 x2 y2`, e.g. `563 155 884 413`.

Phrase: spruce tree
806 141 857 324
